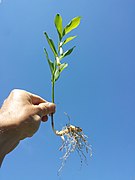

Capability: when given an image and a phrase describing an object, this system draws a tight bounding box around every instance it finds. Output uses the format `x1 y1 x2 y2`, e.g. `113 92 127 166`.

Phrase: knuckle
11 89 19 94
41 104 48 114
10 89 21 98
3 98 7 104
35 105 47 116
39 104 48 116
36 106 43 113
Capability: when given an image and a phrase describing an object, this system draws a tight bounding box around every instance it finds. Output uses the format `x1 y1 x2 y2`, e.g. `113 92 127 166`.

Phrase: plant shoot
44 14 92 174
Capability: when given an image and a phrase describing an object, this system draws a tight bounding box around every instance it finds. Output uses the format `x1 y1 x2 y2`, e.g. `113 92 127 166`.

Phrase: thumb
34 102 56 118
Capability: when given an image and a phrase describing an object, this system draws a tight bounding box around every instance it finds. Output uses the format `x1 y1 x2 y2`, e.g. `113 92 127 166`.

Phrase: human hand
0 89 55 161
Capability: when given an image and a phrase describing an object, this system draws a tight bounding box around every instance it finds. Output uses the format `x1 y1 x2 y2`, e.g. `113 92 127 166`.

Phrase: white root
54 124 92 175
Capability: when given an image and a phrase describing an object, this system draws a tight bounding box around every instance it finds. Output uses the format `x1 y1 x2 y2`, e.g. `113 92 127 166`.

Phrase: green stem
51 76 57 134
52 79 55 104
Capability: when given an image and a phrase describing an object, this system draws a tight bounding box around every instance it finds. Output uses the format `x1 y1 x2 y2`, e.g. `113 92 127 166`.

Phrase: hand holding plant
44 14 92 174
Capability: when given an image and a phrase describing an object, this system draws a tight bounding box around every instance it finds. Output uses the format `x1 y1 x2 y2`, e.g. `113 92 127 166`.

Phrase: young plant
44 14 92 173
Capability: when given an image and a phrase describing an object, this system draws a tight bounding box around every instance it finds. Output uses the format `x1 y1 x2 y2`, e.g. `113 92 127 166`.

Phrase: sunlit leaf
44 32 58 57
59 46 63 55
63 16 81 36
54 14 63 41
63 36 77 45
44 48 54 73
59 63 68 73
54 69 60 82
60 46 75 60
54 63 68 82
56 56 61 66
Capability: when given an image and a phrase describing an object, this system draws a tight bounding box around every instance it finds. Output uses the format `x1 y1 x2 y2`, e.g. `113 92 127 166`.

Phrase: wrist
0 111 20 160
0 155 5 167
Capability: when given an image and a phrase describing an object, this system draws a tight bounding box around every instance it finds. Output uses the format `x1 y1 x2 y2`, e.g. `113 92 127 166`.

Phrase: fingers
28 92 56 122
8 89 56 122
7 89 46 106
28 92 47 105
10 89 47 105
41 115 48 122
34 102 56 118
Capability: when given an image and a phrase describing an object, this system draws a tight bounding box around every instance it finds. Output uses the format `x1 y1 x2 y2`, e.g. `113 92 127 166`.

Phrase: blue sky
0 0 135 179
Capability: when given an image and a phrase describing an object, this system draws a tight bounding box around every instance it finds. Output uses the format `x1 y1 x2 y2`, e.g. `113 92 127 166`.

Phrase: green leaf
63 16 81 36
60 46 75 60
44 48 54 74
59 63 68 73
54 69 60 82
54 14 63 41
44 32 58 57
54 63 68 82
63 36 77 45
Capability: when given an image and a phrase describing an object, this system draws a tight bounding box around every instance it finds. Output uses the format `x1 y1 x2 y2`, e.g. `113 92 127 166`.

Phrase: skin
0 89 55 167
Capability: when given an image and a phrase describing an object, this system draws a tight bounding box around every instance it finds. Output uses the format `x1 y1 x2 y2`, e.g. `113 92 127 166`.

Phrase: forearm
0 112 20 167
0 155 4 167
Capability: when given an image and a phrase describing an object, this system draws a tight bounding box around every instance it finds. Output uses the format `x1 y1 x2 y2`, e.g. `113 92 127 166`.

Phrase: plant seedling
44 14 92 174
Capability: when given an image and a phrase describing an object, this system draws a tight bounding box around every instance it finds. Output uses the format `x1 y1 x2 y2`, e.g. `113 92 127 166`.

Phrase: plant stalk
52 79 55 104
51 76 57 134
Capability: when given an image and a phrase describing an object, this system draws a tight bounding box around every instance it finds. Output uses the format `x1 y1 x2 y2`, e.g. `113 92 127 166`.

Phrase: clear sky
0 0 135 179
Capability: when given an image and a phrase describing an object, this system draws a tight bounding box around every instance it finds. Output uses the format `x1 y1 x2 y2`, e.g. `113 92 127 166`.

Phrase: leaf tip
44 32 47 36
56 13 60 17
